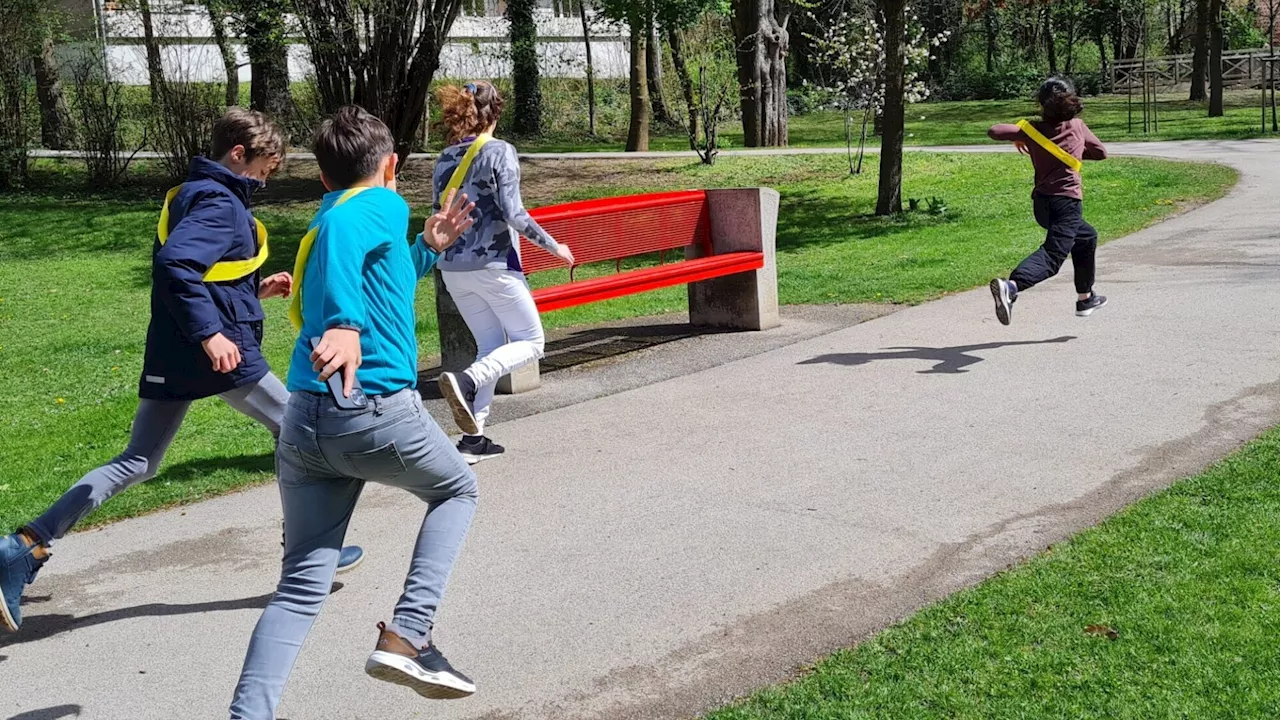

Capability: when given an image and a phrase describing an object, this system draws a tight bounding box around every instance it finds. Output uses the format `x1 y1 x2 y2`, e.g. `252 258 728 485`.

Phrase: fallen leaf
1084 624 1119 640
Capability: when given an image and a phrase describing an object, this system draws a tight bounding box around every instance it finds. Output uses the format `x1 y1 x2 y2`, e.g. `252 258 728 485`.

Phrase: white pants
441 268 546 435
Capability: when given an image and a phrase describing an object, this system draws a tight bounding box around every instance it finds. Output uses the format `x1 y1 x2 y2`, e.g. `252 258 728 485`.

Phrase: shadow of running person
0 584 342 650
7 704 84 720
799 336 1077 375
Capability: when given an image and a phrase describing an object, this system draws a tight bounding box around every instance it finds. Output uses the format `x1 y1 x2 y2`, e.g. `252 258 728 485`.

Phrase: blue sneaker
336 545 365 574
1 533 44 633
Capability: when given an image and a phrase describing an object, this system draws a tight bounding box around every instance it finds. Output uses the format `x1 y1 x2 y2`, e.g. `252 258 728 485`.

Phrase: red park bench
434 187 780 392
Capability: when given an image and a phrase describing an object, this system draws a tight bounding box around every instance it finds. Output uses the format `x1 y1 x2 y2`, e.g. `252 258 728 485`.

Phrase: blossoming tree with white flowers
805 4 949 178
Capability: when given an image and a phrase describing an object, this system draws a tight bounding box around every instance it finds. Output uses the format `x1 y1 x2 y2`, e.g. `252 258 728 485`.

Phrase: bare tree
34 32 74 150
293 0 467 160
205 0 240 106
138 0 166 101
579 0 598 135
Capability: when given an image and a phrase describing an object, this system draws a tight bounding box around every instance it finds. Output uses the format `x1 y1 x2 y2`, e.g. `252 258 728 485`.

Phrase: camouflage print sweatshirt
432 137 560 273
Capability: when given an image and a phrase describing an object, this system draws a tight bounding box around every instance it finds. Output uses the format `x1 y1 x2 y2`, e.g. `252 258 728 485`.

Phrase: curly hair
1038 77 1083 124
436 81 505 145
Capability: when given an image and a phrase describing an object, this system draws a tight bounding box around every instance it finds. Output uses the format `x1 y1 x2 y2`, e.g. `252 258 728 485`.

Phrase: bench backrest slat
518 190 710 275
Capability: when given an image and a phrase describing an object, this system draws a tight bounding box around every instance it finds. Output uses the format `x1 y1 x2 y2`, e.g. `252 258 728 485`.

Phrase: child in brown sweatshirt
987 77 1109 326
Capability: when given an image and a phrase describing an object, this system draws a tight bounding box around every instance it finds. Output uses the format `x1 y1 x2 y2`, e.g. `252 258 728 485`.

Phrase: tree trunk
1096 16 1109 86
33 35 74 150
731 0 789 147
243 4 294 122
1064 4 1078 76
508 0 542 136
646 15 675 126
984 5 997 74
138 0 165 102
579 0 597 135
626 23 650 152
1209 0 1224 115
668 26 698 145
876 0 906 216
206 0 240 106
1191 0 1209 100
1045 6 1057 74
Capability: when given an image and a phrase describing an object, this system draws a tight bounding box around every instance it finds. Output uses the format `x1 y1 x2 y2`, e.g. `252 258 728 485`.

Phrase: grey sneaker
1076 293 1108 317
989 278 1016 326
438 372 480 436
365 622 476 699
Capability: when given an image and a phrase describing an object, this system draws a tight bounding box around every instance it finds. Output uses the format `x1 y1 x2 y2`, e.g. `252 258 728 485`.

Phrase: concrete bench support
687 188 782 331
433 271 541 395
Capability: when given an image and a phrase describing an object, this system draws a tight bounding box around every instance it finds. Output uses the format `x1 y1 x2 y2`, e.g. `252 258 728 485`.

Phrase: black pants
1009 193 1098 295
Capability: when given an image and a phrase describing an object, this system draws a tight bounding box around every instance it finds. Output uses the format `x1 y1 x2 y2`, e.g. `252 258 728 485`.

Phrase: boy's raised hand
259 272 293 299
423 189 477 254
312 327 362 398
202 332 242 374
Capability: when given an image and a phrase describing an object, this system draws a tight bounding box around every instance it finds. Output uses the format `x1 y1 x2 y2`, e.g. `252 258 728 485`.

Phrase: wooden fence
1112 48 1280 90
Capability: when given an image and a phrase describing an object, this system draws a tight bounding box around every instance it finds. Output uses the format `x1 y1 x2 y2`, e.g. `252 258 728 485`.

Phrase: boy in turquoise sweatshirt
230 106 480 719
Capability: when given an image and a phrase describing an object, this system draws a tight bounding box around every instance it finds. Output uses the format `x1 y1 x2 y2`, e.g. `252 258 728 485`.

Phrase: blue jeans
230 388 478 720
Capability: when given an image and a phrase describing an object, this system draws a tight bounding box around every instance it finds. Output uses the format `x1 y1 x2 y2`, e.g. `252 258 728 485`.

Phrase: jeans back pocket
341 442 407 480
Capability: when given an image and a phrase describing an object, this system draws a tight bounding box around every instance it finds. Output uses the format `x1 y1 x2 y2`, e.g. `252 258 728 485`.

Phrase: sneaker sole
335 549 364 575
989 280 1011 326
0 594 17 633
1076 298 1108 317
438 374 481 436
460 452 502 466
365 650 476 700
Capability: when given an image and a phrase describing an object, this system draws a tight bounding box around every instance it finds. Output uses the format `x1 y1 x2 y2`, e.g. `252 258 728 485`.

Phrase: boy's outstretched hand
259 272 293 299
423 189 477 254
312 327 362 398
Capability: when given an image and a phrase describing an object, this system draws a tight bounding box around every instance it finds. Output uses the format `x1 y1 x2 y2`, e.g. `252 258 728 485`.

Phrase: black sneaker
989 278 1016 326
457 436 505 465
438 372 480 436
366 623 476 700
1076 293 1108 317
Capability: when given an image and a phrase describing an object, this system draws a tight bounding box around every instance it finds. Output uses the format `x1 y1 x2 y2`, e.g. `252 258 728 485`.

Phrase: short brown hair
312 105 396 189
210 107 287 165
436 81 504 145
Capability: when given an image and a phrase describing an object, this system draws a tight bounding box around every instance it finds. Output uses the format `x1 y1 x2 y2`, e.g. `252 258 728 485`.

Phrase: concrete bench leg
433 270 542 395
687 188 782 331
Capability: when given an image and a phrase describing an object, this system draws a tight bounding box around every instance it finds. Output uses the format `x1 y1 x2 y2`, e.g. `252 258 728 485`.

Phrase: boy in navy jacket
0 109 361 634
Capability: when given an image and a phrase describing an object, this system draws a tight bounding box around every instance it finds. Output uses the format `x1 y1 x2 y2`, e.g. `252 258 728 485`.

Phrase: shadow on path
7 705 83 720
799 336 1076 374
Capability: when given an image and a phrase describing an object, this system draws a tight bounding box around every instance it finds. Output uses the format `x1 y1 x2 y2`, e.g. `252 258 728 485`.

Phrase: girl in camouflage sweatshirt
434 81 575 464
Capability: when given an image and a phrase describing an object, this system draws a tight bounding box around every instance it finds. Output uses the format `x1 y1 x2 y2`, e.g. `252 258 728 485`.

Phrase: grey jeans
230 388 478 720
25 373 289 544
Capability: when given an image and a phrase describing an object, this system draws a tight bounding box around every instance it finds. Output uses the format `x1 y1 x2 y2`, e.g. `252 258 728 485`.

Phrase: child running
433 81 574 464
987 77 1109 326
229 105 480 718
0 109 362 635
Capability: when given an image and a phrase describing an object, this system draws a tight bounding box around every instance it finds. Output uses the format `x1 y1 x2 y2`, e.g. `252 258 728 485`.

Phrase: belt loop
372 394 385 416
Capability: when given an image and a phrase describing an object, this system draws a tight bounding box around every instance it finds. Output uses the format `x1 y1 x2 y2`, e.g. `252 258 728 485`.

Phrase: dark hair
210 107 287 167
436 81 505 145
1038 77 1083 124
312 105 396 189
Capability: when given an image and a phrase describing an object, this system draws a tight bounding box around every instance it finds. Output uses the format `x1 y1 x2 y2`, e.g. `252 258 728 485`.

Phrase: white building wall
99 7 631 85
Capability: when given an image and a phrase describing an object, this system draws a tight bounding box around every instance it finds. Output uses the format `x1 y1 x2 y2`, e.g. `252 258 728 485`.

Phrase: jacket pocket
232 296 266 346
341 442 407 480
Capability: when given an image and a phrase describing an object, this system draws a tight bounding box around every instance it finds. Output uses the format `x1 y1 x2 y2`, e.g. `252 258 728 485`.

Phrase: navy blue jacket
139 157 270 401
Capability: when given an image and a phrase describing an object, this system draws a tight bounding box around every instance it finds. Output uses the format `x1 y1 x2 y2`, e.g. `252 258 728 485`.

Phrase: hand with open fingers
259 272 294 299
201 332 242 374
311 327 363 398
1014 140 1029 155
554 243 575 266
424 189 477 253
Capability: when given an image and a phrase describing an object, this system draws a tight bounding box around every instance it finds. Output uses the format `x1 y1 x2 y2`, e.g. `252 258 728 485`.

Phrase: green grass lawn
517 89 1280 153
0 154 1235 530
708 425 1280 720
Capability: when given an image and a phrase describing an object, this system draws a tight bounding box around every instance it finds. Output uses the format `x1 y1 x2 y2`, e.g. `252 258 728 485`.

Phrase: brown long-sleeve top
988 118 1108 200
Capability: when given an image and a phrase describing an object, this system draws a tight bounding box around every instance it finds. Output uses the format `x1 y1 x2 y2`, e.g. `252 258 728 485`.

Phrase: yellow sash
1016 120 1083 173
158 184 270 283
288 186 371 330
443 133 493 200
